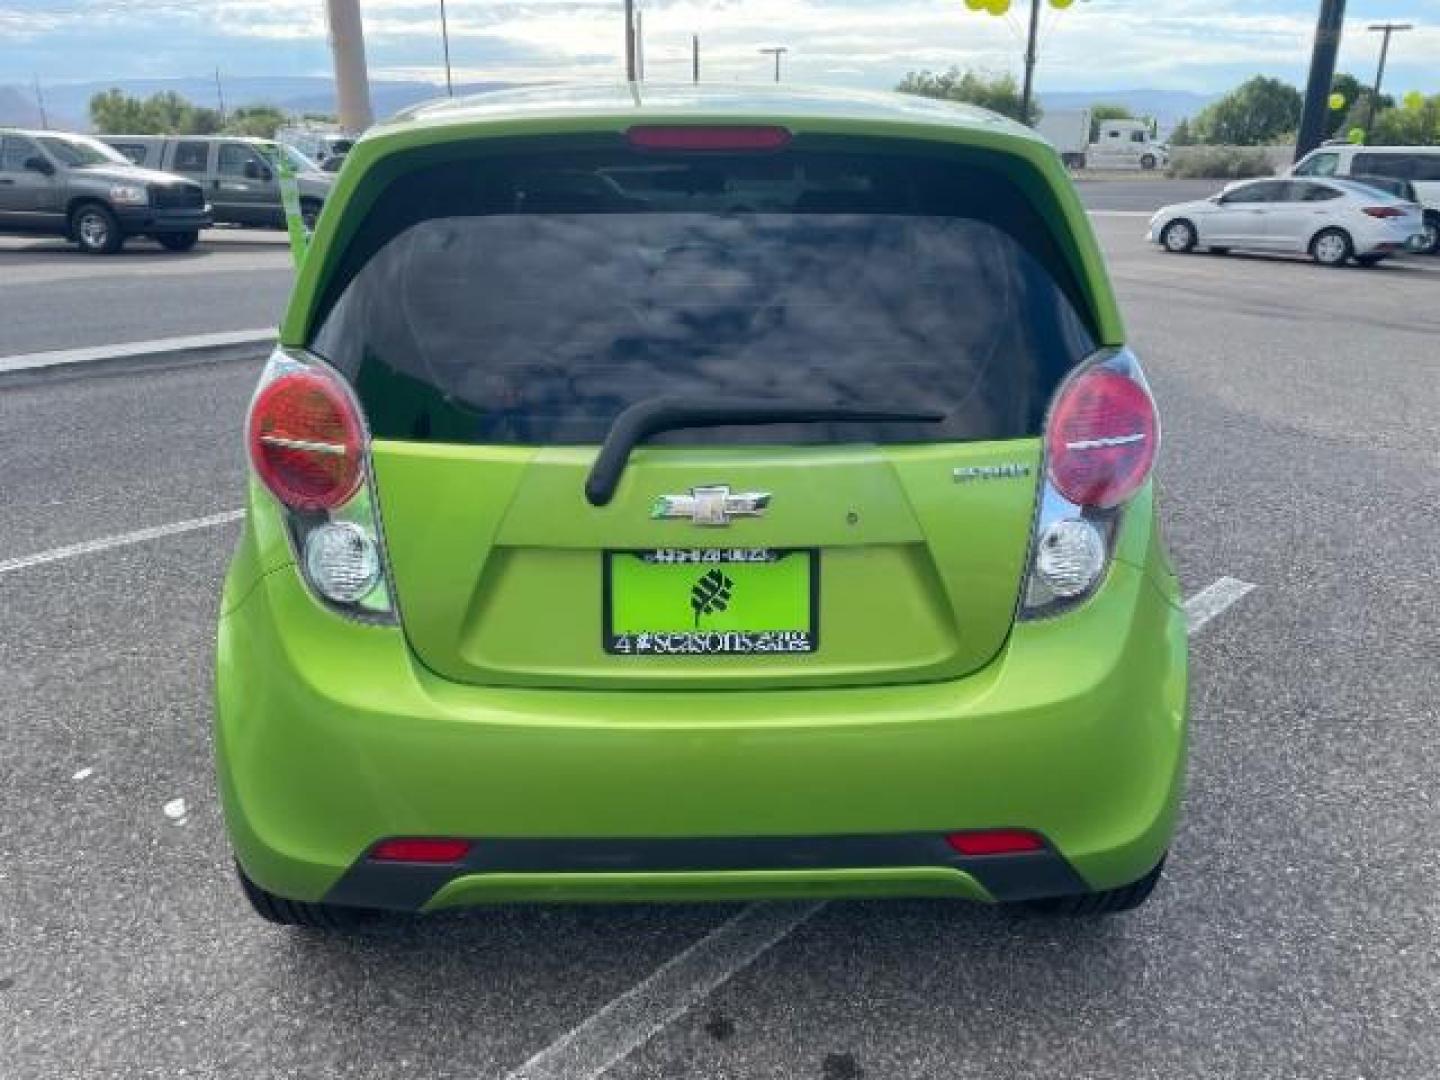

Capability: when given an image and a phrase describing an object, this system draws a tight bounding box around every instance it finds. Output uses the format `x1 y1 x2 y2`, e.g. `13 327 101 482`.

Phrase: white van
1291 145 1440 254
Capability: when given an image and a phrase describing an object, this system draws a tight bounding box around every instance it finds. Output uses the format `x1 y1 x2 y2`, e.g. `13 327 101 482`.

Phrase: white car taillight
1020 348 1159 619
245 348 396 621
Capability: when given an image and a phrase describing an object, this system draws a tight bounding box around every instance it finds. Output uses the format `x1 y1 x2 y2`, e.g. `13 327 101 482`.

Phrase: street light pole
759 46 788 83
1295 0 1347 160
325 0 375 134
440 0 454 96
1365 22 1412 135
624 0 637 82
693 34 700 84
1020 0 1042 124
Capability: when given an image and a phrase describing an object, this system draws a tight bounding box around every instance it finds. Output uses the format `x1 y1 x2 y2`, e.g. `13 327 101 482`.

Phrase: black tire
1208 246 1231 255
1160 218 1197 254
1420 212 1440 256
1310 227 1353 267
71 202 124 254
1025 857 1166 916
236 862 377 930
156 231 199 252
1355 254 1388 268
300 198 323 232
1140 154 1158 171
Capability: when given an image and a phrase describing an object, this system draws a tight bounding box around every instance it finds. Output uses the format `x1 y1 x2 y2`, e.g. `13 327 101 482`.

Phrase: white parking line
504 902 823 1080
1087 210 1154 218
1185 576 1256 634
0 510 245 577
501 575 1256 1080
0 329 273 376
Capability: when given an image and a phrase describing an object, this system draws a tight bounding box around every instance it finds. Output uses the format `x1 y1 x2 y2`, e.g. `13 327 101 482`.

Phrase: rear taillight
626 125 793 152
248 369 364 511
245 349 395 622
945 830 1046 856
1046 367 1158 510
1021 349 1159 620
1362 206 1406 219
370 838 472 864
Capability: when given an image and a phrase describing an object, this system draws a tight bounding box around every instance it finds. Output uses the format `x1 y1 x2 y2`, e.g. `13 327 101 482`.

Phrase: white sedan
1148 177 1426 267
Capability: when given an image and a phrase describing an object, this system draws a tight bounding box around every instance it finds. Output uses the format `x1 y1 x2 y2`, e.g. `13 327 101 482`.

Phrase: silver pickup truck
102 135 334 230
0 129 210 254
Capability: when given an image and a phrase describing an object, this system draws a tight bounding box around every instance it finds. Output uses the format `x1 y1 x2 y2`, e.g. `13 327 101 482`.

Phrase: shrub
1167 146 1274 179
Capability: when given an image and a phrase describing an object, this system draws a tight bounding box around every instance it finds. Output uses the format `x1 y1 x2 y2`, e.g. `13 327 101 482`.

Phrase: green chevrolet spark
216 83 1187 927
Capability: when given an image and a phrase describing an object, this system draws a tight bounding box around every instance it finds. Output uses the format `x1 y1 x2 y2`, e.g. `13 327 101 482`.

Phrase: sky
1 0 1437 95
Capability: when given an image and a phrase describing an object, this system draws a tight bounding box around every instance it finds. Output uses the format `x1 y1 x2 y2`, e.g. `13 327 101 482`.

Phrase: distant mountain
1 76 516 132
1038 88 1218 129
4 77 1217 136
0 85 82 131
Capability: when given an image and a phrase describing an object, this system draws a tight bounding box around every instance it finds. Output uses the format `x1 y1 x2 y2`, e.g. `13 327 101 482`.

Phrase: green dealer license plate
604 549 819 656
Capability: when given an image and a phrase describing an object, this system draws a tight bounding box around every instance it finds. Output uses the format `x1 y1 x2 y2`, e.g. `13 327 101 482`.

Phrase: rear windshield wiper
585 396 945 506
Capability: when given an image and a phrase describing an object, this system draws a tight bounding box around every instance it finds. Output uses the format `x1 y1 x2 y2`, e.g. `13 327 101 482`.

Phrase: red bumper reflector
370 838 472 864
626 125 793 152
945 830 1046 856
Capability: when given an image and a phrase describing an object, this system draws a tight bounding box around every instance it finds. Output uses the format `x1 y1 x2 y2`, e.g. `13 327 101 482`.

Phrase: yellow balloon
1347 127 1366 145
1328 92 1346 111
1404 90 1425 111
987 0 1012 13
1050 0 1076 8
965 0 987 8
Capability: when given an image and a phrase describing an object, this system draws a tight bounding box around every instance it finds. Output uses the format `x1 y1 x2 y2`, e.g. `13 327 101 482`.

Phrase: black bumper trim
323 832 1090 912
114 207 212 234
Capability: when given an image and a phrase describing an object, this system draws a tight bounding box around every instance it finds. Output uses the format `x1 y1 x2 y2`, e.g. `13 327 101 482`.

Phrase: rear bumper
114 206 211 235
216 541 1187 910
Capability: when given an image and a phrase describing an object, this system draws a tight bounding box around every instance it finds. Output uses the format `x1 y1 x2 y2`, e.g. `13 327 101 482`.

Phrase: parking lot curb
0 329 274 385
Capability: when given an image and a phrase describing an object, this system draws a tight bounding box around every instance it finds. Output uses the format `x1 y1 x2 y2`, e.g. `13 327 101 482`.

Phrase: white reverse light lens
303 521 380 603
1035 518 1107 598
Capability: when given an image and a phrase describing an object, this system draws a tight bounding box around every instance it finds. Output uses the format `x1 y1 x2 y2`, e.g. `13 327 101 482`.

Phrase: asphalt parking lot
2 186 1439 1078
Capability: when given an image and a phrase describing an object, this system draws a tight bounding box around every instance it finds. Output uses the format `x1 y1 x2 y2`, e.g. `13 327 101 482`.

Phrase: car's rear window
310 139 1099 446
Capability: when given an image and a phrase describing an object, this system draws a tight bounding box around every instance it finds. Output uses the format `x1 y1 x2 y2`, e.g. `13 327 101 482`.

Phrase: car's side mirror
23 155 55 177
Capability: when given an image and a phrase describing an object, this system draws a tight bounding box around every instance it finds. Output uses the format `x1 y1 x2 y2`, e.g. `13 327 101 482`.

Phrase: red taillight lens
945 830 1046 856
626 125 792 152
247 369 364 511
1046 367 1158 509
1362 206 1405 219
370 838 472 864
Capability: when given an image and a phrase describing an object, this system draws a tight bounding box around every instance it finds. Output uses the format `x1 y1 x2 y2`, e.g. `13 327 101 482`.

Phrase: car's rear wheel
236 863 378 929
1355 254 1388 268
1160 219 1196 253
1140 154 1158 171
1420 212 1439 256
300 198 323 232
156 231 199 252
1024 857 1166 916
71 203 123 255
1310 228 1353 267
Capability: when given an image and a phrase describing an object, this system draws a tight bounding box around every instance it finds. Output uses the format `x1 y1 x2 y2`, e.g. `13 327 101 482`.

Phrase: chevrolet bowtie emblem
651 486 772 527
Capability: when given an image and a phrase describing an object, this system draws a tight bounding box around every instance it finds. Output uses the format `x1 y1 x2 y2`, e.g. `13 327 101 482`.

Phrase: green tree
1089 104 1134 143
141 91 192 134
1372 93 1440 146
223 104 287 139
897 67 1035 124
90 88 155 134
1169 118 1194 146
1190 76 1303 146
182 107 224 135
